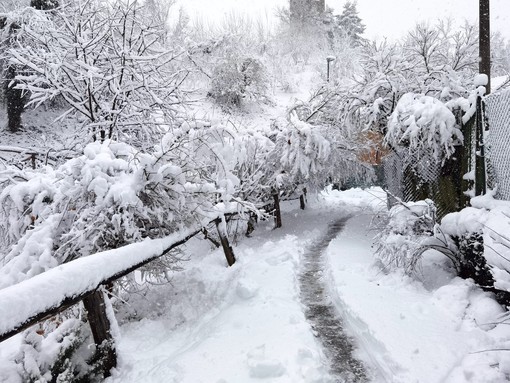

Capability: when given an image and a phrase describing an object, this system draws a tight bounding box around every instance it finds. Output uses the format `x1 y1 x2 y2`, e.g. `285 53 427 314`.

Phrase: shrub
209 57 268 109
374 199 436 274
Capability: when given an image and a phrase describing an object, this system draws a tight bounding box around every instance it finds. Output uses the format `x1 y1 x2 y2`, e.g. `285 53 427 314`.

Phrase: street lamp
326 56 336 82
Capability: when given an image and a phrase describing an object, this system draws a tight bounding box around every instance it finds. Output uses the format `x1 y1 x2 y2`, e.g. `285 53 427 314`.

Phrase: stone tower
290 0 325 21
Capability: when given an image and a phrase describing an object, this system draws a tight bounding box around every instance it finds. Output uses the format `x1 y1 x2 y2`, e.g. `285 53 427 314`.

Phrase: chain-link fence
383 88 510 218
485 89 510 200
383 148 460 219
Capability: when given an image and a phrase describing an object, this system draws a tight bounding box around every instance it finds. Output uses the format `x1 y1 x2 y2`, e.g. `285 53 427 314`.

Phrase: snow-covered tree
274 111 331 191
7 0 188 147
385 93 463 161
209 56 269 109
336 1 365 46
0 122 253 287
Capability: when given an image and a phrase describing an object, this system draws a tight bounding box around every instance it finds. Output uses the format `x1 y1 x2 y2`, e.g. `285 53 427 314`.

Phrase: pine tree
30 0 59 10
336 1 365 46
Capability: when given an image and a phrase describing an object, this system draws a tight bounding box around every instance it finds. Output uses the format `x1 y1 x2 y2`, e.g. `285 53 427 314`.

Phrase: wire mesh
485 89 510 200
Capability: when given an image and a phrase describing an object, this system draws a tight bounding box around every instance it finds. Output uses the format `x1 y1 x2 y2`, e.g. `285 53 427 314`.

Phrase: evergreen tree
336 1 365 46
30 0 59 10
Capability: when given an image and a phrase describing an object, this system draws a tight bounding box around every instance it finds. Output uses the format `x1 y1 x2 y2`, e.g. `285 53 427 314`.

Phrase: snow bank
326 214 510 382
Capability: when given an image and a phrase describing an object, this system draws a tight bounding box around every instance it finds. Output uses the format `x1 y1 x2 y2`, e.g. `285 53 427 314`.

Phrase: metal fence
383 88 510 218
383 147 460 219
485 89 510 200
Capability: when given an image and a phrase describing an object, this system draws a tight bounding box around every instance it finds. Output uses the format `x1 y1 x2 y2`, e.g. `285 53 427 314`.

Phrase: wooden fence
0 214 238 378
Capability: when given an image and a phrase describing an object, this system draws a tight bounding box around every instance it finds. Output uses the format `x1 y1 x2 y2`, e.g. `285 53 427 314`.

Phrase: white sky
175 0 510 41
347 0 510 41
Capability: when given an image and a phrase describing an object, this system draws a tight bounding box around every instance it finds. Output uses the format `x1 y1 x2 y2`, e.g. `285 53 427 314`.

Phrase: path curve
299 217 368 382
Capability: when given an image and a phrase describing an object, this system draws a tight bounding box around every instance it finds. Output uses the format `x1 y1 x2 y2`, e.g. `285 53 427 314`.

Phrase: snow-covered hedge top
440 191 510 238
385 93 463 160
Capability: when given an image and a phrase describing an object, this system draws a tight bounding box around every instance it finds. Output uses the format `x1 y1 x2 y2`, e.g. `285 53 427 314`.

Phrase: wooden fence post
299 187 307 210
215 217 236 266
82 289 117 378
273 192 282 228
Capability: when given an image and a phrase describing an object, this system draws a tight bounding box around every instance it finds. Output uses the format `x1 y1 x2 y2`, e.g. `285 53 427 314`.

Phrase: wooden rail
0 228 201 343
0 201 281 377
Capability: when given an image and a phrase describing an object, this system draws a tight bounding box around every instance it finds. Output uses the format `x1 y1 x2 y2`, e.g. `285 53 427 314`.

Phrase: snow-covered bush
209 57 268 109
0 130 228 288
276 111 331 189
15 318 100 383
376 192 510 305
375 199 436 274
6 0 187 147
439 192 510 304
385 93 463 161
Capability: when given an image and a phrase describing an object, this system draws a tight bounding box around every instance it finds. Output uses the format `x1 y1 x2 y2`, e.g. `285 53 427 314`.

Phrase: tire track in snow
299 217 368 382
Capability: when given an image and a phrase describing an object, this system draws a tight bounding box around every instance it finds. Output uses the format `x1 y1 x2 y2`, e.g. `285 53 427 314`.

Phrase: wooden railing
0 213 238 378
0 187 304 378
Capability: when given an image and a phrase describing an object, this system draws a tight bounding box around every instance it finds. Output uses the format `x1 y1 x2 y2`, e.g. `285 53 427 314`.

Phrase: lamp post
326 56 336 82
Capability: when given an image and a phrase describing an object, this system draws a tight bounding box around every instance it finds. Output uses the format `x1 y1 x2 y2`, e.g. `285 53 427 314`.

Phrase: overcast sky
345 0 510 41
175 0 510 41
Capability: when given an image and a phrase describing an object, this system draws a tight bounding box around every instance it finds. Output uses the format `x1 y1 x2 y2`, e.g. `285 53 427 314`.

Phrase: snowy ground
98 187 510 382
1 187 510 382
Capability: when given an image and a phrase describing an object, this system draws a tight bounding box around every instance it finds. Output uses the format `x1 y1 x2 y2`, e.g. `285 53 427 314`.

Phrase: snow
326 205 510 382
1 187 510 382
493 75 510 91
2 2 510 379
107 221 332 382
386 93 462 161
0 227 198 338
74 188 506 382
474 73 489 87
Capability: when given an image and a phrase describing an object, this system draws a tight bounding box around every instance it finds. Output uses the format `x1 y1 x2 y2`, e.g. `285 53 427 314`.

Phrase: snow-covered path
100 188 510 383
299 217 367 382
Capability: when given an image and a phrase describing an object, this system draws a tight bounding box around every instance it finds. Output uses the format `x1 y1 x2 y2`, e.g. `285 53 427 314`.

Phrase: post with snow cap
479 0 491 95
474 73 488 196
326 56 335 82
215 216 236 266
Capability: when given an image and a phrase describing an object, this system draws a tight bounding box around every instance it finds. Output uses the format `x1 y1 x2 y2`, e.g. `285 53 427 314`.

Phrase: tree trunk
479 0 491 94
245 214 256 237
215 218 236 266
5 65 25 133
82 290 117 378
273 192 282 228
